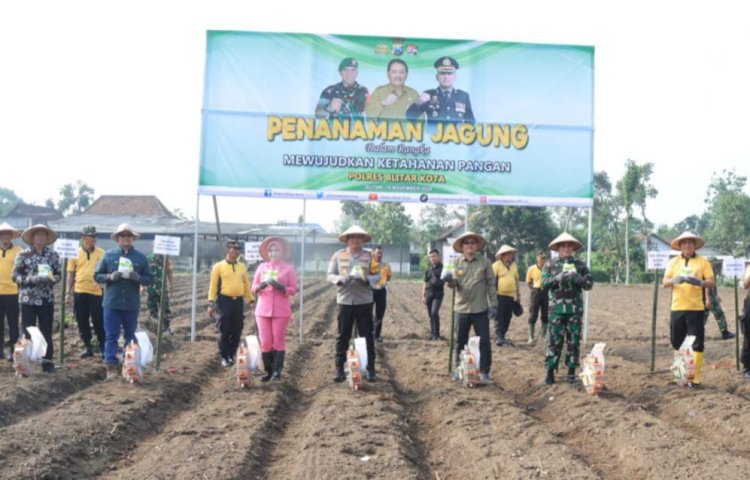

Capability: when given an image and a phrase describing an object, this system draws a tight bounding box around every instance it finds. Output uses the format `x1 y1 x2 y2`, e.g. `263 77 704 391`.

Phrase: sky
1 1 749 233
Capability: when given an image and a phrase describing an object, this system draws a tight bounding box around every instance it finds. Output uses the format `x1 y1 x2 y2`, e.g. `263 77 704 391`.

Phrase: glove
270 279 286 292
569 273 586 286
488 306 498 320
124 271 140 282
109 271 123 282
337 276 353 286
440 270 453 281
671 276 684 285
683 276 703 287
257 280 269 291
553 272 566 284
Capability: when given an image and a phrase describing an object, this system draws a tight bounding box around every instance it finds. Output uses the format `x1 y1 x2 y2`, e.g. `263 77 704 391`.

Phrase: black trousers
217 296 244 359
335 303 375 372
741 296 750 370
372 288 387 338
455 311 491 373
21 303 54 361
670 310 705 352
74 293 104 351
495 295 514 338
0 294 20 355
528 288 549 325
425 293 443 337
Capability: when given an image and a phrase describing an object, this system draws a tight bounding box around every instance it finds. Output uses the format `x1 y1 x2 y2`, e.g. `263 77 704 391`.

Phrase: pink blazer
252 261 298 317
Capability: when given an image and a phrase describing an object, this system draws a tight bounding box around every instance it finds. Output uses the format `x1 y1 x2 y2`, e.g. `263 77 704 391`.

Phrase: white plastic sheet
27 326 47 362
354 337 367 372
468 336 481 367
245 334 260 370
135 331 153 366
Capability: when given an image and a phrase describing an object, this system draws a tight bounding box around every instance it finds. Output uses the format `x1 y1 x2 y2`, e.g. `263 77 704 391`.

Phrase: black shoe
271 351 285 381
42 362 55 373
567 368 577 384
261 352 274 382
80 347 94 358
495 337 504 347
721 330 736 340
743 370 750 379
544 369 555 385
6 354 13 363
366 370 377 382
333 367 345 383
375 336 384 343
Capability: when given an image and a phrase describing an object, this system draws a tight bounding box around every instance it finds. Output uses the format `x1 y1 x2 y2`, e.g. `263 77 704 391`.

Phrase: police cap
80 225 97 236
225 239 241 249
434 56 459 73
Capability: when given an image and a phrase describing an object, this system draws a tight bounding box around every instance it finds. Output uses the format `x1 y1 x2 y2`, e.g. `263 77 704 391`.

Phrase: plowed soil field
1 276 749 479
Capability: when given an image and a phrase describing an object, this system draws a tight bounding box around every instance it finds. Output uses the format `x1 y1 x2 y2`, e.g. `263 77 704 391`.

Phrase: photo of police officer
407 56 474 123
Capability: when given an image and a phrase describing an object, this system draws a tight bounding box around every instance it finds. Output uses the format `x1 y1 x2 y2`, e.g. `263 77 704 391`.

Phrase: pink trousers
256 315 290 352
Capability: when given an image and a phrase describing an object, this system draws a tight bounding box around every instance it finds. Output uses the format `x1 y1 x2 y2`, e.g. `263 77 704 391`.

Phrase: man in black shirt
422 249 445 340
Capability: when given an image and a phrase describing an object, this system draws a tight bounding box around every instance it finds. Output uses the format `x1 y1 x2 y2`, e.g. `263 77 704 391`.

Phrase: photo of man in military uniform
407 56 474 123
315 57 369 119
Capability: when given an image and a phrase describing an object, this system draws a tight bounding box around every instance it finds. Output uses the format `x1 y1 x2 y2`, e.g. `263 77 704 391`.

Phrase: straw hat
338 225 372 243
0 222 21 239
452 232 487 253
110 223 140 240
549 232 583 252
21 224 58 245
494 244 517 259
259 236 291 262
670 231 705 250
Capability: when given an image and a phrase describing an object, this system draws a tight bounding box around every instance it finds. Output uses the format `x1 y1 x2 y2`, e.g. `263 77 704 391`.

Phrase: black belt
219 294 242 301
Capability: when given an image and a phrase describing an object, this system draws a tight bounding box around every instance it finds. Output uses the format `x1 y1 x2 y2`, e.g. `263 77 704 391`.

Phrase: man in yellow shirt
208 239 255 367
492 245 519 347
365 59 419 119
65 225 105 358
663 232 714 386
525 251 549 345
741 262 750 379
0 223 22 361
370 246 392 342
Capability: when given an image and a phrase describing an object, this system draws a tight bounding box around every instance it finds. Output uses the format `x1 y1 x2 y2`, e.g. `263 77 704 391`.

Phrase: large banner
199 31 594 207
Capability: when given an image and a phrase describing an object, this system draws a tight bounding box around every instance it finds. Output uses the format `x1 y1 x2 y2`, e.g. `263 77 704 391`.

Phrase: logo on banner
368 193 378 201
316 191 324 199
480 196 488 204
419 194 429 202
263 189 272 197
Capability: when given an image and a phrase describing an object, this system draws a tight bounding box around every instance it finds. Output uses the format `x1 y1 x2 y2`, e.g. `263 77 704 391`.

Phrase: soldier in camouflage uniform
315 57 368 119
703 259 735 340
146 253 173 333
542 233 593 385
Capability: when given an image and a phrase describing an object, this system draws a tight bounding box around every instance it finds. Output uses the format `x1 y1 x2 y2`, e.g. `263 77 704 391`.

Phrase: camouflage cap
81 225 97 236
225 238 241 249
338 57 358 71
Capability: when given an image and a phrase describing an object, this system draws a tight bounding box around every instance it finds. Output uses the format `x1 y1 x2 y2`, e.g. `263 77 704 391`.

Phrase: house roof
83 195 176 217
435 222 466 241
6 202 61 218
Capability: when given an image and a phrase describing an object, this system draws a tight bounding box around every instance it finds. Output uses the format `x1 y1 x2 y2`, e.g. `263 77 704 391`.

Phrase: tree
616 160 657 284
358 203 413 246
590 172 624 282
469 205 556 268
334 200 369 232
0 187 22 217
48 181 95 216
703 169 750 255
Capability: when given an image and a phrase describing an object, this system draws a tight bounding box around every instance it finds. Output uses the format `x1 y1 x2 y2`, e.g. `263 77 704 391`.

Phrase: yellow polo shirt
526 264 543 289
492 260 518 297
69 246 105 296
664 254 713 311
0 244 22 295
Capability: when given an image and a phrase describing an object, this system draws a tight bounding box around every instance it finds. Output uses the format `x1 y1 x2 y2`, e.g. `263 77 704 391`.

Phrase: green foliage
703 169 750 255
359 202 413 246
468 205 556 260
48 180 95 217
0 187 21 216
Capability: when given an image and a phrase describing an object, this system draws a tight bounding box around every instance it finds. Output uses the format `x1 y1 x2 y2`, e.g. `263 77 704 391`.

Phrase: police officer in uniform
315 57 369 119
407 56 474 123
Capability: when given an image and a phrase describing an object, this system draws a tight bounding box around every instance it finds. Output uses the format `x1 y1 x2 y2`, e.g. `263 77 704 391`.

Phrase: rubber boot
80 346 94 358
692 351 704 385
567 367 577 384
541 323 549 341
333 366 345 383
527 324 536 345
544 368 555 385
271 350 285 381
261 351 274 382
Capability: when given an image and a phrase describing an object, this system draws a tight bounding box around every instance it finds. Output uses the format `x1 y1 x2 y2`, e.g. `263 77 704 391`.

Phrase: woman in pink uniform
253 237 298 381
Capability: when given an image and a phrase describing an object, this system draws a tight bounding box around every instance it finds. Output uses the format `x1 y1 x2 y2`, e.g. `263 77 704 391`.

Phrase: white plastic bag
27 326 47 362
135 330 153 366
245 334 260 370
354 337 368 372
467 335 481 367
